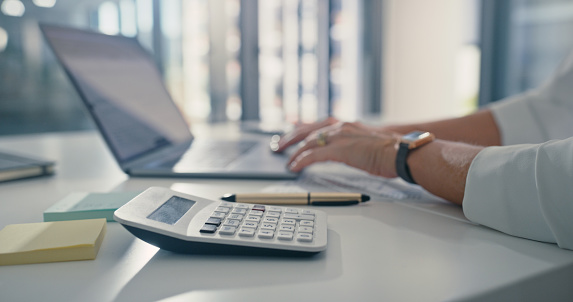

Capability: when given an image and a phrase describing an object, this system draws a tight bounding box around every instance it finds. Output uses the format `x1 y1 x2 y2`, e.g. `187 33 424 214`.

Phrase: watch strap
396 142 417 184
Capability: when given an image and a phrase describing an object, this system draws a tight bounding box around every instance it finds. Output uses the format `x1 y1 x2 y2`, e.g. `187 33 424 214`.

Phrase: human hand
270 117 340 153
271 117 386 153
286 121 401 179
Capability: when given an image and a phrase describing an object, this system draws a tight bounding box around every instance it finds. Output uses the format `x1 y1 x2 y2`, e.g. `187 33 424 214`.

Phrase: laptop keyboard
164 141 258 169
0 157 24 169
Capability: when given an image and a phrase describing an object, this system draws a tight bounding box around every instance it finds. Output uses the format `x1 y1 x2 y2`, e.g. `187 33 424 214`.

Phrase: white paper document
263 162 445 202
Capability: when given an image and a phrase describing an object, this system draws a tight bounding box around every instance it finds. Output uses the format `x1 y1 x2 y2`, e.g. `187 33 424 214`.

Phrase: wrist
408 139 483 204
385 138 400 178
395 131 435 184
372 136 400 179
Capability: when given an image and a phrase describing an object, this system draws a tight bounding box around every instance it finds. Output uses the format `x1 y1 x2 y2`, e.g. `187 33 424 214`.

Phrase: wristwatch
395 131 435 184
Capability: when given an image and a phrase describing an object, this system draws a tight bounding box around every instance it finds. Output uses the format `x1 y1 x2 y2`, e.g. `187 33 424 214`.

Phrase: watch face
401 131 435 149
401 131 430 143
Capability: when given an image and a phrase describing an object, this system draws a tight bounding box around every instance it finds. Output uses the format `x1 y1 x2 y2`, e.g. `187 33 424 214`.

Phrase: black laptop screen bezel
40 24 194 166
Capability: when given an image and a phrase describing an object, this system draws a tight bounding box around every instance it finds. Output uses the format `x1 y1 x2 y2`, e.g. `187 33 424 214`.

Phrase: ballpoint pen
221 192 370 206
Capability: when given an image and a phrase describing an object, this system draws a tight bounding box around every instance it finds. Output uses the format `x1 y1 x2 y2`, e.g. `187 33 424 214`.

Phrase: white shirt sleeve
463 50 573 249
489 49 573 145
463 139 573 250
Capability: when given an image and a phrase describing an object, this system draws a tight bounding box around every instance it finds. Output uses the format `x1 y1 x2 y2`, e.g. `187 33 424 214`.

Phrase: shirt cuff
462 144 555 243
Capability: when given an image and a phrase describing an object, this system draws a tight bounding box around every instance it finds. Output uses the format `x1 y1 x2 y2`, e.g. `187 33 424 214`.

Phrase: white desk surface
1 130 572 302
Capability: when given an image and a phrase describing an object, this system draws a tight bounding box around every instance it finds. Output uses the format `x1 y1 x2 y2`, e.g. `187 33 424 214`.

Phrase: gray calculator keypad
200 203 316 242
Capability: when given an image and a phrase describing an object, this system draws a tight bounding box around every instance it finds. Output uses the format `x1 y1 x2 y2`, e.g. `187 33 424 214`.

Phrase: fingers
288 132 379 172
287 122 386 166
289 147 334 172
287 129 331 166
272 117 339 153
289 134 400 178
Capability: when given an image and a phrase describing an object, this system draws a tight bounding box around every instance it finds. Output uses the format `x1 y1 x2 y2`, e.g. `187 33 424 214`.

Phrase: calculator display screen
147 196 196 225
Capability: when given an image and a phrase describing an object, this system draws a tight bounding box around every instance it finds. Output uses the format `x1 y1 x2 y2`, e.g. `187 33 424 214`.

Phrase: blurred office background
1 0 573 135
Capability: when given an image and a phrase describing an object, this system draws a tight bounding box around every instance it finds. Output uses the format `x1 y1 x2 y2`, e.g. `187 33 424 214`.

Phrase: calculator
114 187 328 256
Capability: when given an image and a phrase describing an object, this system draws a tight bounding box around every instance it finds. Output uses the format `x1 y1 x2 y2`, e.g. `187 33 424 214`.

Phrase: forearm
406 139 483 204
384 109 501 146
284 118 486 205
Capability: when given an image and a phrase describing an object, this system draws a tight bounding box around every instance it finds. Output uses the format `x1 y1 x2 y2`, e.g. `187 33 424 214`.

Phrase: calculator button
300 215 315 221
265 212 281 219
263 217 279 224
252 205 266 212
283 214 315 221
300 220 314 227
215 206 231 213
258 229 274 239
249 210 263 217
242 221 258 228
298 226 313 234
234 204 250 209
301 210 315 216
277 231 294 241
245 216 261 223
260 223 277 230
279 225 295 232
296 233 313 242
205 217 222 226
231 208 247 215
281 218 296 225
223 219 240 227
285 208 299 214
268 207 283 212
238 228 255 237
200 224 218 234
210 212 226 219
227 214 244 221
219 226 237 235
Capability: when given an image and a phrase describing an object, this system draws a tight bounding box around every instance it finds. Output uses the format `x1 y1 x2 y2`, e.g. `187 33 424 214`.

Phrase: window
253 0 379 124
0 0 383 135
479 0 573 105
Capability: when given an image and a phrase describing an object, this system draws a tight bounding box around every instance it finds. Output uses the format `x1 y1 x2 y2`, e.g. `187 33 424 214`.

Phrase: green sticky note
44 191 141 222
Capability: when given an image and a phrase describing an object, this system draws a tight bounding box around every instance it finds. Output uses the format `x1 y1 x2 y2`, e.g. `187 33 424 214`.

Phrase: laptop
40 24 297 180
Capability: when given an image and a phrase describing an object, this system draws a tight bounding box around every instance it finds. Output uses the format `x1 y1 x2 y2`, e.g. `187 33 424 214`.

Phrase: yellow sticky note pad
0 219 106 266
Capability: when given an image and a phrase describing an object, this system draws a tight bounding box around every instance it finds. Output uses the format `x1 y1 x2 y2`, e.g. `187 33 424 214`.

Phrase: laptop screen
41 25 193 163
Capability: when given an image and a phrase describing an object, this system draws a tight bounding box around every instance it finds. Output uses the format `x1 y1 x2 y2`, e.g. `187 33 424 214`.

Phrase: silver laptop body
41 24 297 180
